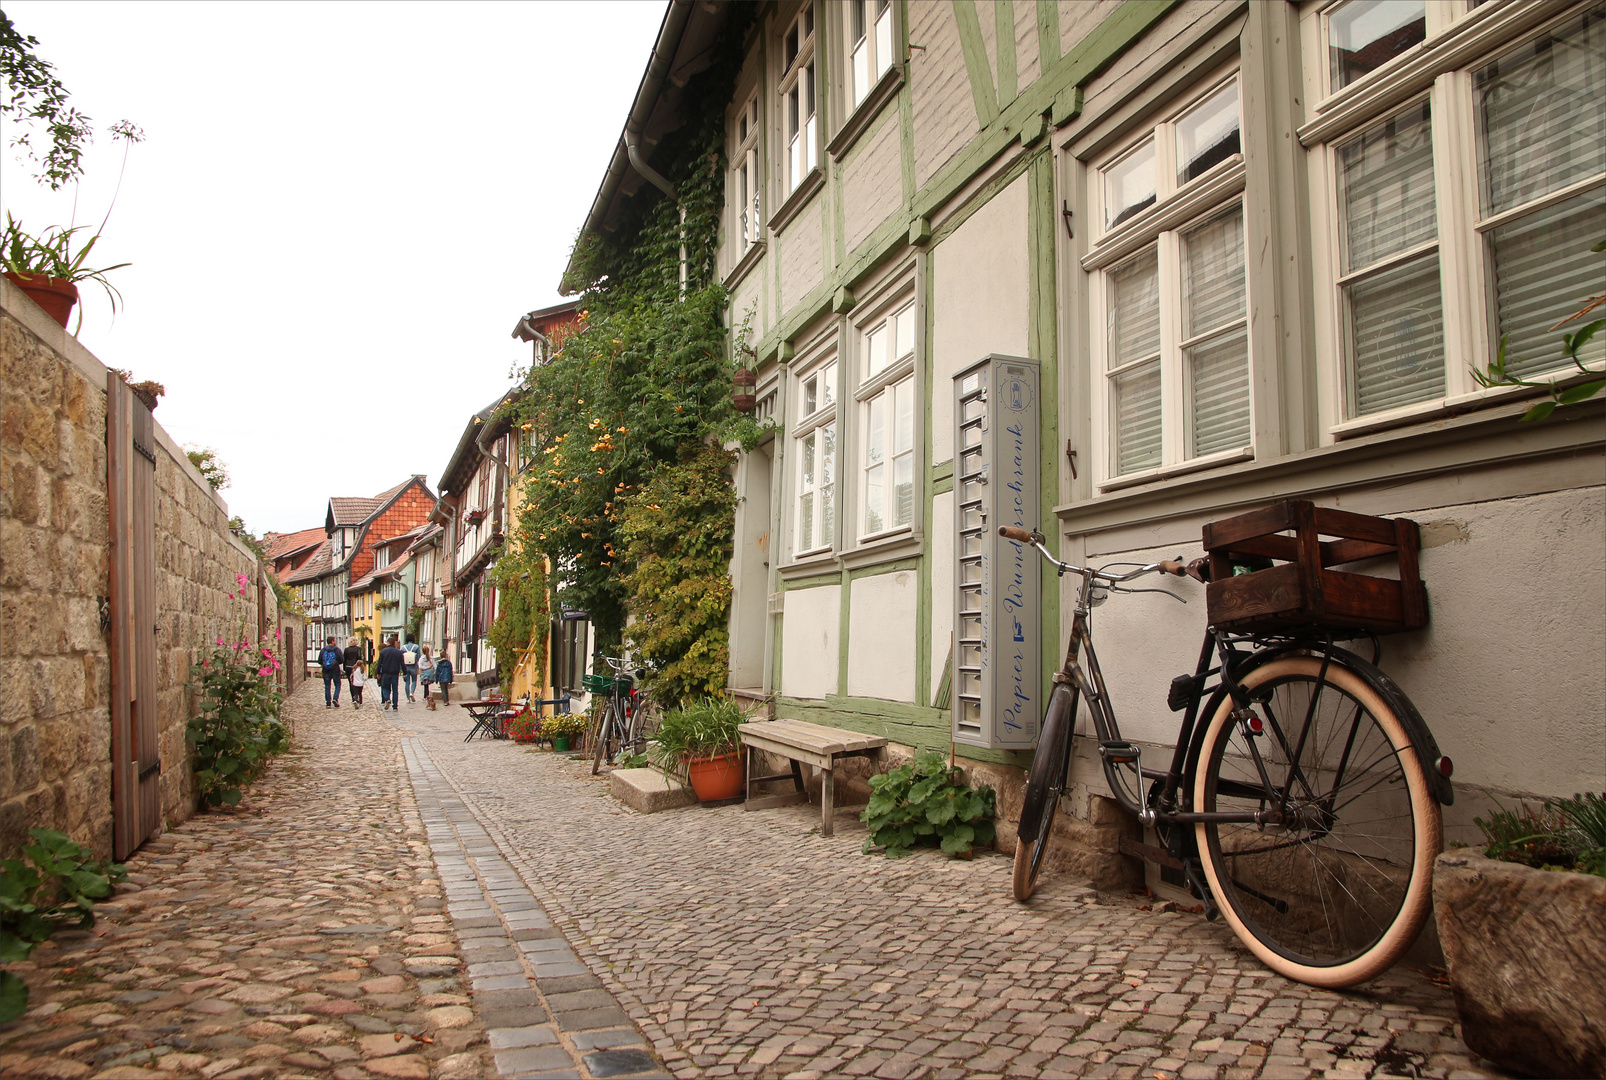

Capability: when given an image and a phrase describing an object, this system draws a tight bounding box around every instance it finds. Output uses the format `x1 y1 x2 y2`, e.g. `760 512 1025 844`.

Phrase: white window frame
854 292 918 541
780 4 819 194
1086 69 1253 488
1302 0 1606 437
847 0 894 109
732 93 762 253
792 351 839 558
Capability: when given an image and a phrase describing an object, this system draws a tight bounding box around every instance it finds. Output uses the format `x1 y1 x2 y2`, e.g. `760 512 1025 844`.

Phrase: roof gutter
560 0 694 293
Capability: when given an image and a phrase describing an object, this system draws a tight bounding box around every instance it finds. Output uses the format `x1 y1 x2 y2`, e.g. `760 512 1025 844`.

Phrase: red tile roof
283 540 333 585
266 526 325 562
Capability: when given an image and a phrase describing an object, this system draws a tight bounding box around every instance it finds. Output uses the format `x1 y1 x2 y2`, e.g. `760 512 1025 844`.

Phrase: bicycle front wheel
1193 656 1440 988
1013 686 1073 902
590 701 617 776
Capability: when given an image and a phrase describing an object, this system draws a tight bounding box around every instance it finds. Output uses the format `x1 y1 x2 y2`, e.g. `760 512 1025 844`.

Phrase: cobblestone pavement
3 681 1508 1080
0 683 656 1080
401 699 1507 1080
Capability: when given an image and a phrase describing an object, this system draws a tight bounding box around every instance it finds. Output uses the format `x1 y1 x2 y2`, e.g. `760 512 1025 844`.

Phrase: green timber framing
740 0 1181 768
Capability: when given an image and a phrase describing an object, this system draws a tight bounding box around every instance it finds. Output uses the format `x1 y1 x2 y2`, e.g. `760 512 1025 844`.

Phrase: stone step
608 767 697 814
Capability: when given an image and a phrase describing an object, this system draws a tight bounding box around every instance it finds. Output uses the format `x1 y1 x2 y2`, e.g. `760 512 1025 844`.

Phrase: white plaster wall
1014 0 1042 93
778 200 825 310
1059 0 1124 58
846 570 918 702
931 173 1030 464
931 490 956 702
909 2 979 189
1075 487 1606 801
780 583 840 699
842 109 904 252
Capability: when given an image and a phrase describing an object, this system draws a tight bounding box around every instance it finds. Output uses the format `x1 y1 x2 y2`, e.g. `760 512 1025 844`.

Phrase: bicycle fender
1182 643 1454 807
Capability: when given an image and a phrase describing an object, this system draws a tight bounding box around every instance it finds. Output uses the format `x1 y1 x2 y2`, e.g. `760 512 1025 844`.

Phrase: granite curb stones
394 724 667 1080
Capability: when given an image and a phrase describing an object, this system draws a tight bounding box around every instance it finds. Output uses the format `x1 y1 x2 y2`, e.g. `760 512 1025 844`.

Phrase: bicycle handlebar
997 526 1188 585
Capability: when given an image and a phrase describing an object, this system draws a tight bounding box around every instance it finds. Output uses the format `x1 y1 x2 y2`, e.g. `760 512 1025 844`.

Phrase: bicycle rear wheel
1013 686 1074 901
1193 656 1440 988
629 696 662 757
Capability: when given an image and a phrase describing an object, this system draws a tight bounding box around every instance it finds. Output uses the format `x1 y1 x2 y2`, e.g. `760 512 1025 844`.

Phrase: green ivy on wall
492 6 755 705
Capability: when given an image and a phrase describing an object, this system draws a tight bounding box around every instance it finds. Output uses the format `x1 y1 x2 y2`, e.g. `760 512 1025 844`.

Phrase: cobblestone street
2 682 1507 1080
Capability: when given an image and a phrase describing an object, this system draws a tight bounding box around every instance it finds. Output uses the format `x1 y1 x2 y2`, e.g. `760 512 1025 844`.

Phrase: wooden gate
107 374 161 859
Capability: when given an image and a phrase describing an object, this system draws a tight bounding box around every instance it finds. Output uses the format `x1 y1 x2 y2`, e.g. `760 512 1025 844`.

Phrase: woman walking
419 644 434 707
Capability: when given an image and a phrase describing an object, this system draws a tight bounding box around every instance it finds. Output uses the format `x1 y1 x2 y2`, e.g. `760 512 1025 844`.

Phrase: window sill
723 239 766 292
827 65 904 161
840 528 922 570
779 549 839 581
1330 366 1606 440
768 168 824 235
1097 445 1254 493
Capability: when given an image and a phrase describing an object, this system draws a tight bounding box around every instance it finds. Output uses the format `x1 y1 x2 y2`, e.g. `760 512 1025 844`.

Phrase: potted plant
1 214 129 331
504 711 540 744
647 696 746 802
1433 792 1605 1078
541 711 585 752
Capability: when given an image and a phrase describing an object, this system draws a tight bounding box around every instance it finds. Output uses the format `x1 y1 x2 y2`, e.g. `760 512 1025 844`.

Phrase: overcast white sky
1 0 664 535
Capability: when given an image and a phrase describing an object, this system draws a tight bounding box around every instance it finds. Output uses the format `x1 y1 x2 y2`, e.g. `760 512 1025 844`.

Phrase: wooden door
108 374 161 859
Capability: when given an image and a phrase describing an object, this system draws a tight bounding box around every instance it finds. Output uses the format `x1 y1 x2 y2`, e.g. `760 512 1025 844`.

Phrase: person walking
318 637 344 707
377 636 404 711
349 661 366 707
402 637 421 703
419 645 434 706
342 637 364 710
430 651 454 710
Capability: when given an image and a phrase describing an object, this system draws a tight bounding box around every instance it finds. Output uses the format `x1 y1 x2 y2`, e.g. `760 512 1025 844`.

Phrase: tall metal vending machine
952 355 1041 750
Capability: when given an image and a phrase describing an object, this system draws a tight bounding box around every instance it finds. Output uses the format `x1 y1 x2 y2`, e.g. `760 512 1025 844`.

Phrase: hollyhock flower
258 665 273 676
236 572 249 590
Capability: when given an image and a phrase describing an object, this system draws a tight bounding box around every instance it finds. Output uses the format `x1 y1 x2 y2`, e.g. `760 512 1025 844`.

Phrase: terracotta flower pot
3 272 78 329
685 751 743 802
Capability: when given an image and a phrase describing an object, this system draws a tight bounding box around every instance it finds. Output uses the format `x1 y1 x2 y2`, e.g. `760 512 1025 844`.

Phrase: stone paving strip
403 701 1510 1080
0 686 497 1080
398 736 667 1080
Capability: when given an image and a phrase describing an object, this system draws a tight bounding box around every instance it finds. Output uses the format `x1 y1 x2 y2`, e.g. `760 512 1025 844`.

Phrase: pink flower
261 646 272 658
274 628 282 640
236 572 249 590
258 665 273 676
201 660 210 668
225 592 234 601
216 637 225 645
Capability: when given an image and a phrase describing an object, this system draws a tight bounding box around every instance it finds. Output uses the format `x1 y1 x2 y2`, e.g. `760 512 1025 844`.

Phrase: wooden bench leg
821 767 835 837
790 759 805 794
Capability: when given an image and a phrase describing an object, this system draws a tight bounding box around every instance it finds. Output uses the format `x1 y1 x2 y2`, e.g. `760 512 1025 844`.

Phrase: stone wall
1 279 266 859
1 295 114 859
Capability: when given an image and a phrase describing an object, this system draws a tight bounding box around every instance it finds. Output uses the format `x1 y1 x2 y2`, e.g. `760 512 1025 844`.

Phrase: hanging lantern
732 366 757 413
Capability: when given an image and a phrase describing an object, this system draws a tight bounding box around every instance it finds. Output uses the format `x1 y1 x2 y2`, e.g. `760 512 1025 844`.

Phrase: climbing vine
492 6 755 704
486 543 549 691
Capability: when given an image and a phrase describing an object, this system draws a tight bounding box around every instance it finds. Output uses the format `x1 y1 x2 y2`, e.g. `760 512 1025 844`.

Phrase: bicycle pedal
1184 859 1219 922
1099 740 1140 765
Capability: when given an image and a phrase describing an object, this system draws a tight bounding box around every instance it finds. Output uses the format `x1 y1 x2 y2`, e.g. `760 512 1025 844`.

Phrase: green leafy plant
541 711 586 741
186 445 230 491
861 751 997 859
1 213 130 307
617 751 651 769
647 696 746 779
0 828 126 1022
487 544 549 696
186 577 288 808
1475 792 1606 877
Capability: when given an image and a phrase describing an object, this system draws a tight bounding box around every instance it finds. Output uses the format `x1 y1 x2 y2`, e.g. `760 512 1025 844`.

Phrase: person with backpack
318 637 344 707
402 637 421 703
429 651 453 711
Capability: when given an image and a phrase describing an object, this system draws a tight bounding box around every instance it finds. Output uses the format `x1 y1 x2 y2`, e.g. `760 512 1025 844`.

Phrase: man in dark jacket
318 637 343 708
377 636 404 711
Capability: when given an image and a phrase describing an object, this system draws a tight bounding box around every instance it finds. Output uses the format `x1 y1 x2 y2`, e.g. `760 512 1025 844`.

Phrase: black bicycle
1000 525 1453 989
586 655 658 775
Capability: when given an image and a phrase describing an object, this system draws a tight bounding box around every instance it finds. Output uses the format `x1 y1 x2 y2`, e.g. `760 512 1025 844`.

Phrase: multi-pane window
795 358 837 554
1314 3 1605 423
734 95 761 252
849 0 894 108
1093 75 1248 481
781 5 818 193
858 301 916 535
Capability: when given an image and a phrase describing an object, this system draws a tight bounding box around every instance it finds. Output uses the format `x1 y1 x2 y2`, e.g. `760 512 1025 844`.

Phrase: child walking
350 662 367 708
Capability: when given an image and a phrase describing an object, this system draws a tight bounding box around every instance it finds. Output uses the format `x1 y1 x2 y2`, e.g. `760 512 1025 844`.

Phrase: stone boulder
1433 849 1605 1078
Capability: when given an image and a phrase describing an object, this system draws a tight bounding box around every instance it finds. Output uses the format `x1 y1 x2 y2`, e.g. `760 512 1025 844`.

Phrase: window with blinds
1476 5 1606 376
1338 102 1445 416
1183 207 1249 457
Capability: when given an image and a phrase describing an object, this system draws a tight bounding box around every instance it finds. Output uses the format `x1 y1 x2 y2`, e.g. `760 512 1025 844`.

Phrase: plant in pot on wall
648 697 746 802
1 214 129 331
541 711 585 753
1434 792 1606 1078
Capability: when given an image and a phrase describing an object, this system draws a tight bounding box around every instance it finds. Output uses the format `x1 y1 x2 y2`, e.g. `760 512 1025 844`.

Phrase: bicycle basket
581 672 617 694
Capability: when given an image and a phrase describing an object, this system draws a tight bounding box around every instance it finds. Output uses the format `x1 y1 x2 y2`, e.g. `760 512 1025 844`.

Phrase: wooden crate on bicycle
1202 499 1427 635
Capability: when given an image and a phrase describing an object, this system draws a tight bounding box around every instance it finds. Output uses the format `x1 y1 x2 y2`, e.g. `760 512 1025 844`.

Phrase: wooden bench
737 719 887 837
